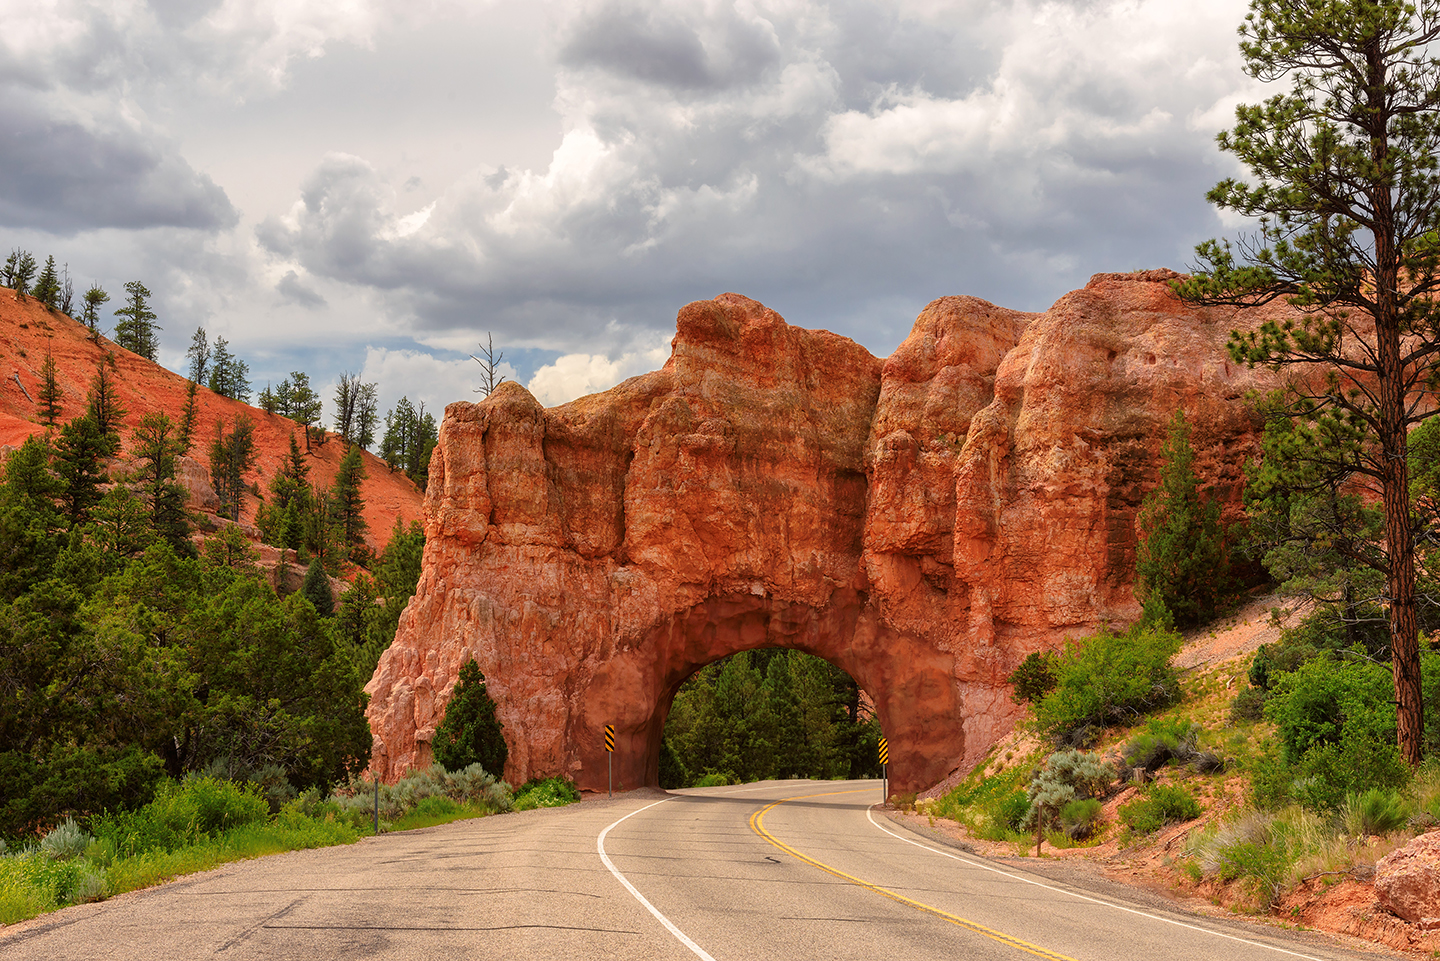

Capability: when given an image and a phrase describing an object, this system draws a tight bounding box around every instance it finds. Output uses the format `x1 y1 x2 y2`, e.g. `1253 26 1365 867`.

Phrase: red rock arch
365 281 1279 793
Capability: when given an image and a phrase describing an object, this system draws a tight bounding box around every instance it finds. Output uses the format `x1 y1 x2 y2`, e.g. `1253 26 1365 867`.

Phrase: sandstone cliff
366 271 1281 792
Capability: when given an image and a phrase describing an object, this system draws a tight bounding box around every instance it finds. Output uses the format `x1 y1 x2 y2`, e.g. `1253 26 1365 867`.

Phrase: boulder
1377 831 1440 925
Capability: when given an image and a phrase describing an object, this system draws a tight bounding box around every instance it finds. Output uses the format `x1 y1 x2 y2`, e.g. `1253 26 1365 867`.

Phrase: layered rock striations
366 272 1281 792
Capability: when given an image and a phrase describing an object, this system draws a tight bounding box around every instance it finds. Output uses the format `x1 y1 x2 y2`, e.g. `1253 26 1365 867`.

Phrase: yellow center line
749 790 1079 961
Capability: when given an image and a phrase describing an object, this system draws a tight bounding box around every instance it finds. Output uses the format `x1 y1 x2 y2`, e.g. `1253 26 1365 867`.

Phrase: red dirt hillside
0 288 424 552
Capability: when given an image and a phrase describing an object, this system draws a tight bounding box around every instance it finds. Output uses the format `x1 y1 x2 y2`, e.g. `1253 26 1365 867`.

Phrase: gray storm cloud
258 0 1250 362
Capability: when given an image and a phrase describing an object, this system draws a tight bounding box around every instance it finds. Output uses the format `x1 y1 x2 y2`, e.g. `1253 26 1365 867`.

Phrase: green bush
693 772 731 788
1229 686 1266 722
1119 783 1201 835
996 790 1031 833
1186 809 1326 910
1022 750 1112 851
1031 623 1183 743
1259 656 1412 809
513 777 581 811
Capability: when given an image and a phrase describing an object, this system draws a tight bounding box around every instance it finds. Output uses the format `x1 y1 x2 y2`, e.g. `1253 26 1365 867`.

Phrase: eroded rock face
1377 831 1440 925
366 274 1280 792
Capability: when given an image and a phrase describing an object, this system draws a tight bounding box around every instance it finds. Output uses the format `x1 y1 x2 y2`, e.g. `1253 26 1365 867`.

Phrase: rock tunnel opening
656 647 884 789
576 590 964 795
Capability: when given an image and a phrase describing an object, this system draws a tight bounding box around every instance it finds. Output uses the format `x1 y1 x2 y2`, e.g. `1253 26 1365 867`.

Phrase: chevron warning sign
604 725 615 753
878 737 889 765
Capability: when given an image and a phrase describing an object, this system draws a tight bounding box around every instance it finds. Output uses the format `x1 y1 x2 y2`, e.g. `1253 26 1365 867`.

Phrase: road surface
0 779 1391 960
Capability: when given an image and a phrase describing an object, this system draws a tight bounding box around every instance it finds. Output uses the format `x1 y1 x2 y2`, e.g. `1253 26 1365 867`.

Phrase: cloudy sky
1 0 1262 415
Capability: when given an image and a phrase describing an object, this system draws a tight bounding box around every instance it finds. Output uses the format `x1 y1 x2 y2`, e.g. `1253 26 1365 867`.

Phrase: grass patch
931 752 1037 842
1 763 520 926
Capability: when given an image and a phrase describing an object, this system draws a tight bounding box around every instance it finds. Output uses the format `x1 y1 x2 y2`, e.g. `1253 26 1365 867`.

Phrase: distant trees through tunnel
659 649 883 789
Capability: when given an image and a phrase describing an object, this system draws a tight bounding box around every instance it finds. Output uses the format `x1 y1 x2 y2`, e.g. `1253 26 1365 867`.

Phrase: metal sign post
878 737 889 804
373 775 379 835
604 724 616 798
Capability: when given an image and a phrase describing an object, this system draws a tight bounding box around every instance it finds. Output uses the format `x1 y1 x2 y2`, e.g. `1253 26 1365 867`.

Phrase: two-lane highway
602 780 1386 961
0 779 1394 960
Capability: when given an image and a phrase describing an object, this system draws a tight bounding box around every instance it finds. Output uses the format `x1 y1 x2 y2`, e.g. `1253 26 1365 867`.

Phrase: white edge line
598 797 718 961
864 807 1330 961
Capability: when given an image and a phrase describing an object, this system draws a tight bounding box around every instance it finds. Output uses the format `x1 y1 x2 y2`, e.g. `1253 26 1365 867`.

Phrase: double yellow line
748 790 1078 961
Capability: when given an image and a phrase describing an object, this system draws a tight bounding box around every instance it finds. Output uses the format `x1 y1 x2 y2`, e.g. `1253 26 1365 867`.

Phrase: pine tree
432 660 507 776
112 281 160 360
471 332 507 396
81 285 109 342
86 360 126 454
8 250 36 300
54 414 110 526
37 351 63 427
355 383 379 450
1174 0 1440 764
329 442 369 565
58 263 73 317
131 412 191 555
178 379 199 456
31 256 59 310
209 416 256 522
186 327 210 385
1134 411 1230 625
285 372 323 452
207 338 251 402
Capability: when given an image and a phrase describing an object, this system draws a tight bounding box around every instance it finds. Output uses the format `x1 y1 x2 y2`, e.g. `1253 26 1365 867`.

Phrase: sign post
604 724 616 798
878 737 889 804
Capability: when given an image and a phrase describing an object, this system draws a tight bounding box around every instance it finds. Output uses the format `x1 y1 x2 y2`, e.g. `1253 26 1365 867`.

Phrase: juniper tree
433 660 507 776
1134 411 1231 624
1175 0 1440 764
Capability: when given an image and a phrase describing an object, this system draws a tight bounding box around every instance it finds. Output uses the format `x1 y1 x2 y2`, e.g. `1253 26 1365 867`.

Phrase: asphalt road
0 779 1394 960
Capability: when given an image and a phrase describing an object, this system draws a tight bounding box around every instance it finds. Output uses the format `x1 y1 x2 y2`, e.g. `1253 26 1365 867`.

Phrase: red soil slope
0 289 424 551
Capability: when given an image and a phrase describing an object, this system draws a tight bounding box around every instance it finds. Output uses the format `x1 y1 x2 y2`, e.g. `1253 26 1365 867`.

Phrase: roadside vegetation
925 395 1440 919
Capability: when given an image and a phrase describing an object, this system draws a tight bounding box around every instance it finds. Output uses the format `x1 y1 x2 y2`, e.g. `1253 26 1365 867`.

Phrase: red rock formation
367 273 1282 792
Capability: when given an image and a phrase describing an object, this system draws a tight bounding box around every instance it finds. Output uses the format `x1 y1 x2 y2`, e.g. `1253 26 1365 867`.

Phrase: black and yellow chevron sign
878 737 889 765
604 724 615 753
